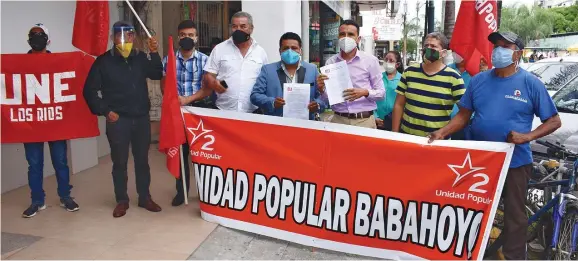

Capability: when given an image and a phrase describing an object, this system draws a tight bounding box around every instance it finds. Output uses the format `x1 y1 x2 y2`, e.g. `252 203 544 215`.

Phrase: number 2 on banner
469 173 489 194
200 135 215 151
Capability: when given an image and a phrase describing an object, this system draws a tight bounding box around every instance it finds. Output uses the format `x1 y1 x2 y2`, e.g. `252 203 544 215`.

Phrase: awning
322 0 351 19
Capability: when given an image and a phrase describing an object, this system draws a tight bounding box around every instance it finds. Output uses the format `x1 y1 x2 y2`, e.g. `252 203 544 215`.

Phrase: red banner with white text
182 107 514 260
1 52 99 143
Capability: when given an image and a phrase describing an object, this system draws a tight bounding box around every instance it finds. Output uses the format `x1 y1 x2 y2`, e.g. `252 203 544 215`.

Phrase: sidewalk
1 146 216 260
1 144 374 260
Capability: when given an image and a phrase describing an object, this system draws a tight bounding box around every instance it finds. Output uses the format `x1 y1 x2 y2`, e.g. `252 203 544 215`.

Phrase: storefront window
309 1 342 67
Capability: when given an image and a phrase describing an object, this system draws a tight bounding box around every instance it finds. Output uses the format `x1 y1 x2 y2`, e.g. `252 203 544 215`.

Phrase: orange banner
182 107 514 260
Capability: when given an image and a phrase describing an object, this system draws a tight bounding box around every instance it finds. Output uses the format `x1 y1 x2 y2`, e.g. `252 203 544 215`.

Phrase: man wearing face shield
391 32 465 137
203 11 268 113
316 20 385 128
161 20 211 206
250 32 327 119
21 23 80 218
428 31 561 260
83 21 164 218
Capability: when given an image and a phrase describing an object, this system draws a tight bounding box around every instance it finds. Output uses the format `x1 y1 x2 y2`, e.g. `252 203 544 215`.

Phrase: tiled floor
1 146 217 260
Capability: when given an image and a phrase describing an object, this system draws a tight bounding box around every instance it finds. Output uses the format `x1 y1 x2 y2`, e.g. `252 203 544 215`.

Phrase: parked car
524 56 578 96
531 74 578 154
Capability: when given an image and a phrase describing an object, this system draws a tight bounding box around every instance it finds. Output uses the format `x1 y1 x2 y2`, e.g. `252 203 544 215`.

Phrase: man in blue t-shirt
428 31 561 260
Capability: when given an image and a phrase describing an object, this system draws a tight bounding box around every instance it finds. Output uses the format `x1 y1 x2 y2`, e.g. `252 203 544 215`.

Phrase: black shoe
22 203 46 218
171 194 185 206
60 198 79 212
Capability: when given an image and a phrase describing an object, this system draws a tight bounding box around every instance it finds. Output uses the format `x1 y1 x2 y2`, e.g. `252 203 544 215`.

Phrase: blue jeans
24 140 72 204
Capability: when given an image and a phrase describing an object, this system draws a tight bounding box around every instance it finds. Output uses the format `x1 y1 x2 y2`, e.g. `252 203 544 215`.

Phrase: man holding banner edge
428 31 561 260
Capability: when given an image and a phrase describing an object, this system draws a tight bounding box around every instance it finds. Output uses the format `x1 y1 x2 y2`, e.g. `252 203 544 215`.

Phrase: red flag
159 36 186 178
72 1 109 56
450 0 498 75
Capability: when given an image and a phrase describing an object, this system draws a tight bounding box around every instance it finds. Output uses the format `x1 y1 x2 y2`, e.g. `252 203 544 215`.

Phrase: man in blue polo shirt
428 31 561 260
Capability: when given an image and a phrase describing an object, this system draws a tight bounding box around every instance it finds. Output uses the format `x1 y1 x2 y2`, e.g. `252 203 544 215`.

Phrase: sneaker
22 203 46 218
60 198 79 212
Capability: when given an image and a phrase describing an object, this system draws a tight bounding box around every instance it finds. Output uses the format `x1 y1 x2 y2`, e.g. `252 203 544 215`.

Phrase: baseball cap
488 31 524 50
30 23 49 39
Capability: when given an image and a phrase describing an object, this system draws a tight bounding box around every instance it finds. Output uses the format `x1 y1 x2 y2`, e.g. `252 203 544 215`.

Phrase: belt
334 111 373 119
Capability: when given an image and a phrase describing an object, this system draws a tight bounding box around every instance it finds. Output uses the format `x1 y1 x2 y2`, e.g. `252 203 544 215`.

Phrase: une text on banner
182 107 513 260
1 52 99 143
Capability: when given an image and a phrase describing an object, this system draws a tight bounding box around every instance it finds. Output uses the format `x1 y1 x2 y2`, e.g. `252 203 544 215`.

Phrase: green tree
403 38 418 55
501 4 557 44
550 4 578 33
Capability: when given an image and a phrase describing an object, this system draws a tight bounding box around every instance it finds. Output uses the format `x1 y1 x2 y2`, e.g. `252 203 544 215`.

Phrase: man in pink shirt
317 20 385 128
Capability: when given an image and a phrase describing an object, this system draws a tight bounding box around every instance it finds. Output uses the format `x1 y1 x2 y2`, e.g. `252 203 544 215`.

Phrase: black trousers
106 115 151 204
502 164 532 260
175 142 190 196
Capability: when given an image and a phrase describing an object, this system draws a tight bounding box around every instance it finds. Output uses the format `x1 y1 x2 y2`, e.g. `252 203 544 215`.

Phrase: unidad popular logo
188 119 222 160
436 153 493 205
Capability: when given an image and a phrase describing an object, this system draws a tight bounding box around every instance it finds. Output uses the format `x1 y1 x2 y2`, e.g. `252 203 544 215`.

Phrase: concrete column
242 0 302 61
301 0 310 62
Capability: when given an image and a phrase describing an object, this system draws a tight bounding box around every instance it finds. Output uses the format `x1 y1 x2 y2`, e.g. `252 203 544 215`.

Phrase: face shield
113 25 135 57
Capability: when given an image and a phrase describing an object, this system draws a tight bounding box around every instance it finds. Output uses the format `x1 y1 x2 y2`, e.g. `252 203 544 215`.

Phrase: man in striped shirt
391 32 465 137
162 20 213 206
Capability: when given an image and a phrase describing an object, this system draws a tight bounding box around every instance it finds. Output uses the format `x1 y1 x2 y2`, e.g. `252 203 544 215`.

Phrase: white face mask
384 62 397 73
338 37 357 53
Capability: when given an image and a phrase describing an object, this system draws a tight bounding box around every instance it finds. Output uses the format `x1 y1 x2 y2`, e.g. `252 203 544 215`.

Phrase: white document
320 61 353 106
283 83 311 120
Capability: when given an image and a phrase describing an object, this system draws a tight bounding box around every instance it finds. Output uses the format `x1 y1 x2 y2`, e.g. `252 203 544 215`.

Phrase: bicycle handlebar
536 139 578 161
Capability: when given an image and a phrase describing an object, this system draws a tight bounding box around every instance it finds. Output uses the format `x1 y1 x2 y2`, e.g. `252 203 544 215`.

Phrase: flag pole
180 144 189 205
124 0 152 38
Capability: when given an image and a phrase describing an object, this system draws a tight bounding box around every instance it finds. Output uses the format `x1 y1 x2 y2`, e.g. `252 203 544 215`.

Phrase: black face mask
231 30 250 45
179 37 195 51
28 33 48 51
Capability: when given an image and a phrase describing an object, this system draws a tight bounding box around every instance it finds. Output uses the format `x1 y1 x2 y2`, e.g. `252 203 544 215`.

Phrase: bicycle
484 140 578 260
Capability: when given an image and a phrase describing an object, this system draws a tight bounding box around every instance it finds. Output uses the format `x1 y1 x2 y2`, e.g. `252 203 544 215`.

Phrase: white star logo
448 153 485 187
187 120 212 146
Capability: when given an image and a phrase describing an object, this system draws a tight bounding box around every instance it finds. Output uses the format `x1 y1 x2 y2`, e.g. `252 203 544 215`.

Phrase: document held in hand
283 83 311 120
320 61 353 106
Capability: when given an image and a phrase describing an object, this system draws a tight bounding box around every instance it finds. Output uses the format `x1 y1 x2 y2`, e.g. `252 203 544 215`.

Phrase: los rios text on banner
181 107 514 260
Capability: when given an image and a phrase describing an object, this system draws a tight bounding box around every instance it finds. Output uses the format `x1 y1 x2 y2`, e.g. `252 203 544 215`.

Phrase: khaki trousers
330 114 377 129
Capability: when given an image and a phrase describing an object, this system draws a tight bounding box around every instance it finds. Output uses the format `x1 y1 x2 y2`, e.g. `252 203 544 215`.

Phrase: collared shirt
323 50 385 114
281 62 301 83
162 50 208 96
204 38 268 112
375 71 401 119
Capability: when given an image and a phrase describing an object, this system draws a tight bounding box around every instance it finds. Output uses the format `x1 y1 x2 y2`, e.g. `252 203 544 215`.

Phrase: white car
524 56 578 96
531 74 578 154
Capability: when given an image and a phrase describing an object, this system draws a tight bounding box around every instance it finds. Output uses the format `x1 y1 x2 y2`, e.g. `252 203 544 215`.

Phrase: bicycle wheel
550 208 578 260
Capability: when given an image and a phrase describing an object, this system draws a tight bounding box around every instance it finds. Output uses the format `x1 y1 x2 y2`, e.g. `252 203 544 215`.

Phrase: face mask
28 34 48 51
281 49 300 65
116 42 133 58
179 37 195 51
232 30 250 45
384 62 397 73
338 37 357 53
491 46 515 69
423 48 442 63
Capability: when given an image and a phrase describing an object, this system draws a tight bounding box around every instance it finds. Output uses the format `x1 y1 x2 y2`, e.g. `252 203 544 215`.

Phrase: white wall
1 1 120 193
242 0 302 62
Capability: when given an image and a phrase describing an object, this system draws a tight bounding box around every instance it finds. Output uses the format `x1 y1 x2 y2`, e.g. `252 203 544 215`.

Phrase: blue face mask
491 46 515 69
281 49 300 65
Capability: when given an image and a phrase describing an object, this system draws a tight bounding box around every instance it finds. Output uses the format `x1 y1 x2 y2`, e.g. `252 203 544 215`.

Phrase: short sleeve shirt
203 38 268 112
459 69 558 168
396 64 465 137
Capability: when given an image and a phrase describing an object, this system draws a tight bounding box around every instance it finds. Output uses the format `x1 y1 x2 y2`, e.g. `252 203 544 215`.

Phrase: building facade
1 0 360 194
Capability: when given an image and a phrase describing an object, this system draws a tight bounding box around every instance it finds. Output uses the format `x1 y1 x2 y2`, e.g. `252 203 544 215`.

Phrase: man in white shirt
203 11 268 113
